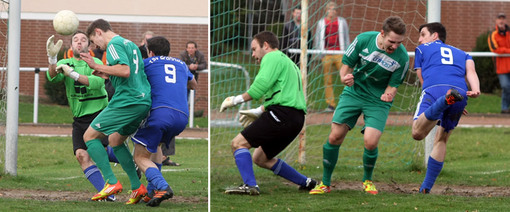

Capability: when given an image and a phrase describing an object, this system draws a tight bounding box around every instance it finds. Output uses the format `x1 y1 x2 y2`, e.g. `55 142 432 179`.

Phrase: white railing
287 49 510 57
0 67 206 127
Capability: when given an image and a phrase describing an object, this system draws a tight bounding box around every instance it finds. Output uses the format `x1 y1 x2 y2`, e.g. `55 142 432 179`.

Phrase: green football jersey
247 50 306 113
342 31 409 104
106 35 151 108
47 57 108 118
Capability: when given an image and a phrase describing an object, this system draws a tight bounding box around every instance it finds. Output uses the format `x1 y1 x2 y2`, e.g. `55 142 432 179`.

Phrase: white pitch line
457 124 510 128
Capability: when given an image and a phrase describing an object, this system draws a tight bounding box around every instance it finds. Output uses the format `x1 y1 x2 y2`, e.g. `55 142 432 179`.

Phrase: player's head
380 16 406 54
71 30 90 58
86 19 113 50
186 41 198 55
418 22 446 44
292 6 301 22
325 1 337 19
251 31 279 64
146 36 171 57
496 13 506 30
141 31 154 46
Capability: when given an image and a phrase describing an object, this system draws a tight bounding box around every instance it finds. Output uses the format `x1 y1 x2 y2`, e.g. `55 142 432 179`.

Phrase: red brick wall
15 19 208 117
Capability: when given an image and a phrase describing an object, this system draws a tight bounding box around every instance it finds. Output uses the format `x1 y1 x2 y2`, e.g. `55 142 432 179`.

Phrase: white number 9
165 64 176 83
440 47 453 65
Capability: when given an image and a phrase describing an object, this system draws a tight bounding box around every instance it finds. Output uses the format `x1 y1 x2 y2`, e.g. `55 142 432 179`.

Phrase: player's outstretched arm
220 92 252 112
46 35 63 78
80 52 130 78
465 60 481 98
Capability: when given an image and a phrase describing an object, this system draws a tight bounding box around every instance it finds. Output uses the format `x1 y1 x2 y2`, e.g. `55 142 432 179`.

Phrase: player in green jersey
80 19 151 204
310 16 409 195
220 31 317 195
46 31 119 201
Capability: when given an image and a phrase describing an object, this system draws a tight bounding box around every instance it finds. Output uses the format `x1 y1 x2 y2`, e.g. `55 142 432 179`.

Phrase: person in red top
314 1 350 112
488 13 510 114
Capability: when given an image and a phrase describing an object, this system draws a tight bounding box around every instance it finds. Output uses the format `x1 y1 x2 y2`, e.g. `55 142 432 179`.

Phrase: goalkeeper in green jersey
46 31 119 201
309 16 410 195
80 19 151 204
220 31 317 195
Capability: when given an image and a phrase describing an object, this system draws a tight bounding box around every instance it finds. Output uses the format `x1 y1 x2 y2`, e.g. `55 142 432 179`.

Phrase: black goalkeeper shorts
72 111 109 155
241 105 305 160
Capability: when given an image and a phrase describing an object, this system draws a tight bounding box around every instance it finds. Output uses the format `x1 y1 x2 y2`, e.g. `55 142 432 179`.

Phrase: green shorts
332 92 391 133
91 104 150 136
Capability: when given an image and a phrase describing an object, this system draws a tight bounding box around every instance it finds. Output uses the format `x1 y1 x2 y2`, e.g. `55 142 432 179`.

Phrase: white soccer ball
53 10 79 36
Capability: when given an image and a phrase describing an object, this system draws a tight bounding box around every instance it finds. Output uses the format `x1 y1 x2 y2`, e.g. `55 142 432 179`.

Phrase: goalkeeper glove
46 35 63 65
219 95 245 112
239 106 263 128
56 64 80 81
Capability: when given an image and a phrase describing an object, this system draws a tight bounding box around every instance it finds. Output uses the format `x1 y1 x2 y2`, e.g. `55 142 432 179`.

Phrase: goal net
211 0 427 174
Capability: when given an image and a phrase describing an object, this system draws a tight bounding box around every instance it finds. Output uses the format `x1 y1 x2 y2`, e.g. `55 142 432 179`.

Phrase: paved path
2 113 509 138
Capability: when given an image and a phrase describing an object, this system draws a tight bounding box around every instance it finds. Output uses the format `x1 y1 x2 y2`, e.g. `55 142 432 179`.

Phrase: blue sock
234 148 257 186
146 167 169 190
106 146 119 163
147 163 162 194
421 156 444 191
155 163 162 171
424 95 449 120
83 165 105 192
270 158 307 186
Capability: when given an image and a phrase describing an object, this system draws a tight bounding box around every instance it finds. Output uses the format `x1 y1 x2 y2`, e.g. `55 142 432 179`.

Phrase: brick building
3 0 209 117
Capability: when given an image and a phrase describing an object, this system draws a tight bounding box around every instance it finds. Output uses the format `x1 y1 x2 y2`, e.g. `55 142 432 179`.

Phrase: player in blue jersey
412 22 480 194
130 36 197 207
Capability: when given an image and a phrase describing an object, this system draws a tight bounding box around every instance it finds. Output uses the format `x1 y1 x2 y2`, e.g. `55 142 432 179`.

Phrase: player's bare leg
420 126 453 194
412 113 439 140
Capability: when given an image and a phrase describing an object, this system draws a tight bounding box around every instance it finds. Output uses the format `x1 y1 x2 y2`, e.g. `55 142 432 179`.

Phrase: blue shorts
131 107 188 153
413 86 467 132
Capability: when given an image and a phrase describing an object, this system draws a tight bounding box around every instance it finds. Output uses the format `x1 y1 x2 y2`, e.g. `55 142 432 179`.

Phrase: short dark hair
253 31 279 49
147 36 171 56
186 41 197 48
86 19 112 37
419 22 446 43
382 16 406 35
71 30 90 45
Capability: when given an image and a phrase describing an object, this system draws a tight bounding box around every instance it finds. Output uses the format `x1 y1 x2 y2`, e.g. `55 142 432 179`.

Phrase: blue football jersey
414 40 472 90
143 56 194 115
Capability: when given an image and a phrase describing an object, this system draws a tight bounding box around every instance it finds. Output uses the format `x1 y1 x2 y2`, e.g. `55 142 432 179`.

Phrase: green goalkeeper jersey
342 31 409 105
47 57 108 118
247 50 307 113
106 35 151 108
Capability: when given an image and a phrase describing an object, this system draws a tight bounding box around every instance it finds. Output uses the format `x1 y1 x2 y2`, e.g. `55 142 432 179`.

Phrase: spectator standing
314 1 350 111
488 13 510 114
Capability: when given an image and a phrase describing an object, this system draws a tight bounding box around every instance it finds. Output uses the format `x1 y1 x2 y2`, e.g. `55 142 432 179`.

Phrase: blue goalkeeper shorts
413 85 467 132
131 107 188 153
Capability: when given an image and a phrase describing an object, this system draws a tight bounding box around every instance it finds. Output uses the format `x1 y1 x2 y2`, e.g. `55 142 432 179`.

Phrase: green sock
112 145 141 190
86 139 117 184
322 140 340 186
362 147 378 182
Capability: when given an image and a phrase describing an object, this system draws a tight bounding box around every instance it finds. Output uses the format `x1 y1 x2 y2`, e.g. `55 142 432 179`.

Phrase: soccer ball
52 10 79 36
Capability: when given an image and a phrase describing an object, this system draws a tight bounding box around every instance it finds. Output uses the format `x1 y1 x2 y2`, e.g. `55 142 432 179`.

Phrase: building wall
18 19 209 117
